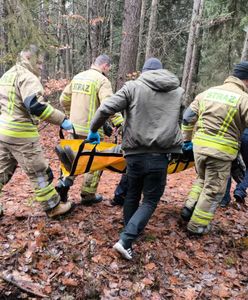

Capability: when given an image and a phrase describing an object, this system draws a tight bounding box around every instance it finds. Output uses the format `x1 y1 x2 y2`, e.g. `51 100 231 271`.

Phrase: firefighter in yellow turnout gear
0 45 72 218
58 54 123 204
181 61 248 235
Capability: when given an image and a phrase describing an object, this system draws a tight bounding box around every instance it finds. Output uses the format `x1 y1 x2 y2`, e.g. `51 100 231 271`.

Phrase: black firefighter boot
181 205 195 222
55 177 73 202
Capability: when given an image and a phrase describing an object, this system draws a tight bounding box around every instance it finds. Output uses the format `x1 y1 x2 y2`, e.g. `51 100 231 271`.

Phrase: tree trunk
241 30 248 61
136 0 147 70
109 0 114 57
0 0 8 76
39 0 49 81
116 0 142 90
61 0 71 79
181 0 204 106
56 0 62 77
145 0 159 60
87 0 103 64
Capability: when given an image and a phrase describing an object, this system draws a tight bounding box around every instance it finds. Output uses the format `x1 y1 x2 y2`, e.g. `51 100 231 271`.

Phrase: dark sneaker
110 195 125 206
0 203 3 217
234 194 245 204
80 193 103 205
181 206 194 221
55 185 70 202
113 240 133 260
220 197 231 208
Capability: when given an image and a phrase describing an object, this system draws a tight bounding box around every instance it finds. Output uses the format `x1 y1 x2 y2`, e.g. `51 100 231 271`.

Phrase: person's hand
103 121 113 137
182 141 193 152
61 119 73 130
87 130 100 144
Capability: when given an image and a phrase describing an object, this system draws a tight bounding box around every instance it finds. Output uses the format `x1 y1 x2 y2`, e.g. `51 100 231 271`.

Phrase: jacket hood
224 76 248 93
138 69 180 92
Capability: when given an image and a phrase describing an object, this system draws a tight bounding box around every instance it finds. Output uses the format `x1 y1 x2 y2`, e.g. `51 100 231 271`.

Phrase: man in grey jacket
87 58 184 260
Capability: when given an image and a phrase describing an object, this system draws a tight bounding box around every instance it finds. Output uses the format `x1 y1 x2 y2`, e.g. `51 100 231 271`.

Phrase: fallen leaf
61 277 78 287
145 262 156 270
142 277 153 285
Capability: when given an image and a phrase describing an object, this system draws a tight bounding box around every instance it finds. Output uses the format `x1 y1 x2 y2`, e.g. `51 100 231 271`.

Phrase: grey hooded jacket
90 69 184 156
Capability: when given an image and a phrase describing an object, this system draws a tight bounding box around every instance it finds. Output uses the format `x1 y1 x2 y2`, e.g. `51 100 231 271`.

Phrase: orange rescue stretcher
56 130 195 177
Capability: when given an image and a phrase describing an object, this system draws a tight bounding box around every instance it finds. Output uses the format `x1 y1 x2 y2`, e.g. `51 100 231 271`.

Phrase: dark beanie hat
233 61 248 79
142 57 163 73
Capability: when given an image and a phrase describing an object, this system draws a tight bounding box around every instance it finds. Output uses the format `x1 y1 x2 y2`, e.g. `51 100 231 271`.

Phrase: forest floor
0 79 248 299
0 123 248 300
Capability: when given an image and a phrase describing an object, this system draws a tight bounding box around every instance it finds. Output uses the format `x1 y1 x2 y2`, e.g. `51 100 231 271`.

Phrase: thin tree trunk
181 0 204 106
241 30 248 61
136 0 147 70
61 0 71 79
88 0 103 64
56 0 62 77
145 0 159 60
39 0 49 81
0 0 8 76
109 0 114 57
116 0 142 90
184 1 204 106
86 0 92 67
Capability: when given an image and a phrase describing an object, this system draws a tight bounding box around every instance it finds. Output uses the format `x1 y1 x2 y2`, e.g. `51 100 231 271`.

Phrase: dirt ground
0 124 248 300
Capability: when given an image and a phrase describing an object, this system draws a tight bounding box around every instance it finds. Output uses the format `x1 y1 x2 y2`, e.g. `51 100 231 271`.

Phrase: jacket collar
224 76 248 93
90 65 103 74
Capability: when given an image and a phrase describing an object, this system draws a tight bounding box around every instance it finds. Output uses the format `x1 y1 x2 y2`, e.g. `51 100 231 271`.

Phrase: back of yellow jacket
182 76 248 161
60 66 123 137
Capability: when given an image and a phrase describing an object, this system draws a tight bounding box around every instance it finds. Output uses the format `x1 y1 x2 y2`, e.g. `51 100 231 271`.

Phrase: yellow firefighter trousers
185 153 232 233
0 140 59 211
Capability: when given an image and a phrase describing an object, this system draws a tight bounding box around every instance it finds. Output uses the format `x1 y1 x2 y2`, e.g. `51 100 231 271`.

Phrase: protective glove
87 130 100 144
61 119 73 130
182 141 193 152
103 121 113 137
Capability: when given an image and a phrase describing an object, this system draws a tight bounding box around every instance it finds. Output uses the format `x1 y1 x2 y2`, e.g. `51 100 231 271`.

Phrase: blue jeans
234 129 248 199
222 128 248 203
120 153 168 247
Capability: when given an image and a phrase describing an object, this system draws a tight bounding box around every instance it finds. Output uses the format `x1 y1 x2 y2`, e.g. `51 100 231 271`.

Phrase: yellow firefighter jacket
0 59 65 144
60 66 123 137
182 76 248 161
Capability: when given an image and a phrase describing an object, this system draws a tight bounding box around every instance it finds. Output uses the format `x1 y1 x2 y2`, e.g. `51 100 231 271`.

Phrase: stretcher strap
85 147 97 173
170 151 194 173
59 127 78 139
68 141 124 176
69 140 88 175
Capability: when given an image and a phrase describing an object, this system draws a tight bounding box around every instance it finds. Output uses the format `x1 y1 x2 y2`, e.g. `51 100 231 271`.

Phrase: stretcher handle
59 126 78 139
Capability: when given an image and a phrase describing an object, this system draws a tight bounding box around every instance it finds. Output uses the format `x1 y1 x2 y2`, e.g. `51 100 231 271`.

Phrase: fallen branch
0 273 48 298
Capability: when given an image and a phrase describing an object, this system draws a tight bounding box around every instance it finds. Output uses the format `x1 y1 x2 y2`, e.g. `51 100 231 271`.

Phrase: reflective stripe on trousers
0 140 59 211
186 153 231 233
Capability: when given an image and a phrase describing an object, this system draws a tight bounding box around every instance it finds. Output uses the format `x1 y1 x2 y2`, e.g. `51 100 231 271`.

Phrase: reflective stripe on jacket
60 66 123 137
